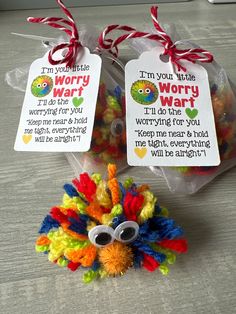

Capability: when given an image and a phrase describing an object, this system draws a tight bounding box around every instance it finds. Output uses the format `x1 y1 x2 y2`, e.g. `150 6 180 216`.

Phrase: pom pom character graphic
131 80 158 105
31 75 53 97
35 164 187 283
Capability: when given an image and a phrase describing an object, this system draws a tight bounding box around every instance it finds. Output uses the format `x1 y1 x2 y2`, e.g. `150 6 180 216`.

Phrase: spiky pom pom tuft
98 241 133 275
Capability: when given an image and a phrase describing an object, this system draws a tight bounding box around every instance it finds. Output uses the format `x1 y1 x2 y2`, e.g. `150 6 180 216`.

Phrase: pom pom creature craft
36 164 187 283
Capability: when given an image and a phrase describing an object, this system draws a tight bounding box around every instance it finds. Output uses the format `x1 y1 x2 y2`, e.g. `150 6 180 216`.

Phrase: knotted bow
98 6 213 72
28 0 81 67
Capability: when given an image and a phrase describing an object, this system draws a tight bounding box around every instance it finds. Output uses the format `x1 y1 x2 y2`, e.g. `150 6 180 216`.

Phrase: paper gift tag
14 47 101 152
125 47 220 166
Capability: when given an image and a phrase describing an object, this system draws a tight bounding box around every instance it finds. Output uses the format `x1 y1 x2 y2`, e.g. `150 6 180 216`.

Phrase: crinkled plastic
130 25 236 194
6 25 129 177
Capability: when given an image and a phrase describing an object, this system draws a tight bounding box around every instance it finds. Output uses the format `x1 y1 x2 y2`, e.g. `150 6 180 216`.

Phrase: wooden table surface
1 1 236 313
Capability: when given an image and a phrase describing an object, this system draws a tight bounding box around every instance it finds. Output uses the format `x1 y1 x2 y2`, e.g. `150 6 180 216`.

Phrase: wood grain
0 1 236 313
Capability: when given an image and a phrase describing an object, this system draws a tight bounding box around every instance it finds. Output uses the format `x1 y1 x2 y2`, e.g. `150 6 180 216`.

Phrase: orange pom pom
98 242 133 275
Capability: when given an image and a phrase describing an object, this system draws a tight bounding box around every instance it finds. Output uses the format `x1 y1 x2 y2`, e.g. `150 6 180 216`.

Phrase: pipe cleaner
36 164 187 282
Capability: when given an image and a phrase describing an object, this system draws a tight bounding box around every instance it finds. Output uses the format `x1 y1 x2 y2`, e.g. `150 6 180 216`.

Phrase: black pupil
95 232 112 245
114 123 123 135
120 227 135 241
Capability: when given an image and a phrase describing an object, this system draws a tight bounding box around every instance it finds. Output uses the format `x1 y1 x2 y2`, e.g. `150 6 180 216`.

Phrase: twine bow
28 0 81 67
98 6 213 72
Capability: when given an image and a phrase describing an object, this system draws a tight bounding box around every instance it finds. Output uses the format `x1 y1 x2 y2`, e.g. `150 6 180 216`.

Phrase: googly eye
88 225 114 248
42 82 47 87
145 88 151 93
37 84 41 88
114 221 139 244
138 89 144 94
111 118 125 137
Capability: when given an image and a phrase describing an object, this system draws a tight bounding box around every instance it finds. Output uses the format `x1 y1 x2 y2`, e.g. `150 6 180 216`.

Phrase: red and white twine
98 6 213 72
28 0 81 67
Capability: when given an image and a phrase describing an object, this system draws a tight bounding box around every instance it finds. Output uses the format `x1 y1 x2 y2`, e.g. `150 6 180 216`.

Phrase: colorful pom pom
36 164 187 282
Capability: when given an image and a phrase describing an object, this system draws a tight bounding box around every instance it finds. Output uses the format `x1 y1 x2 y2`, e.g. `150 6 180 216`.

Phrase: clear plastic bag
130 25 236 194
6 26 129 177
66 57 127 177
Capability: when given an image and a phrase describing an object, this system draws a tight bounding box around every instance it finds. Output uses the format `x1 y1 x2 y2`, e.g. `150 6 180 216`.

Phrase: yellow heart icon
134 147 147 159
22 134 32 144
